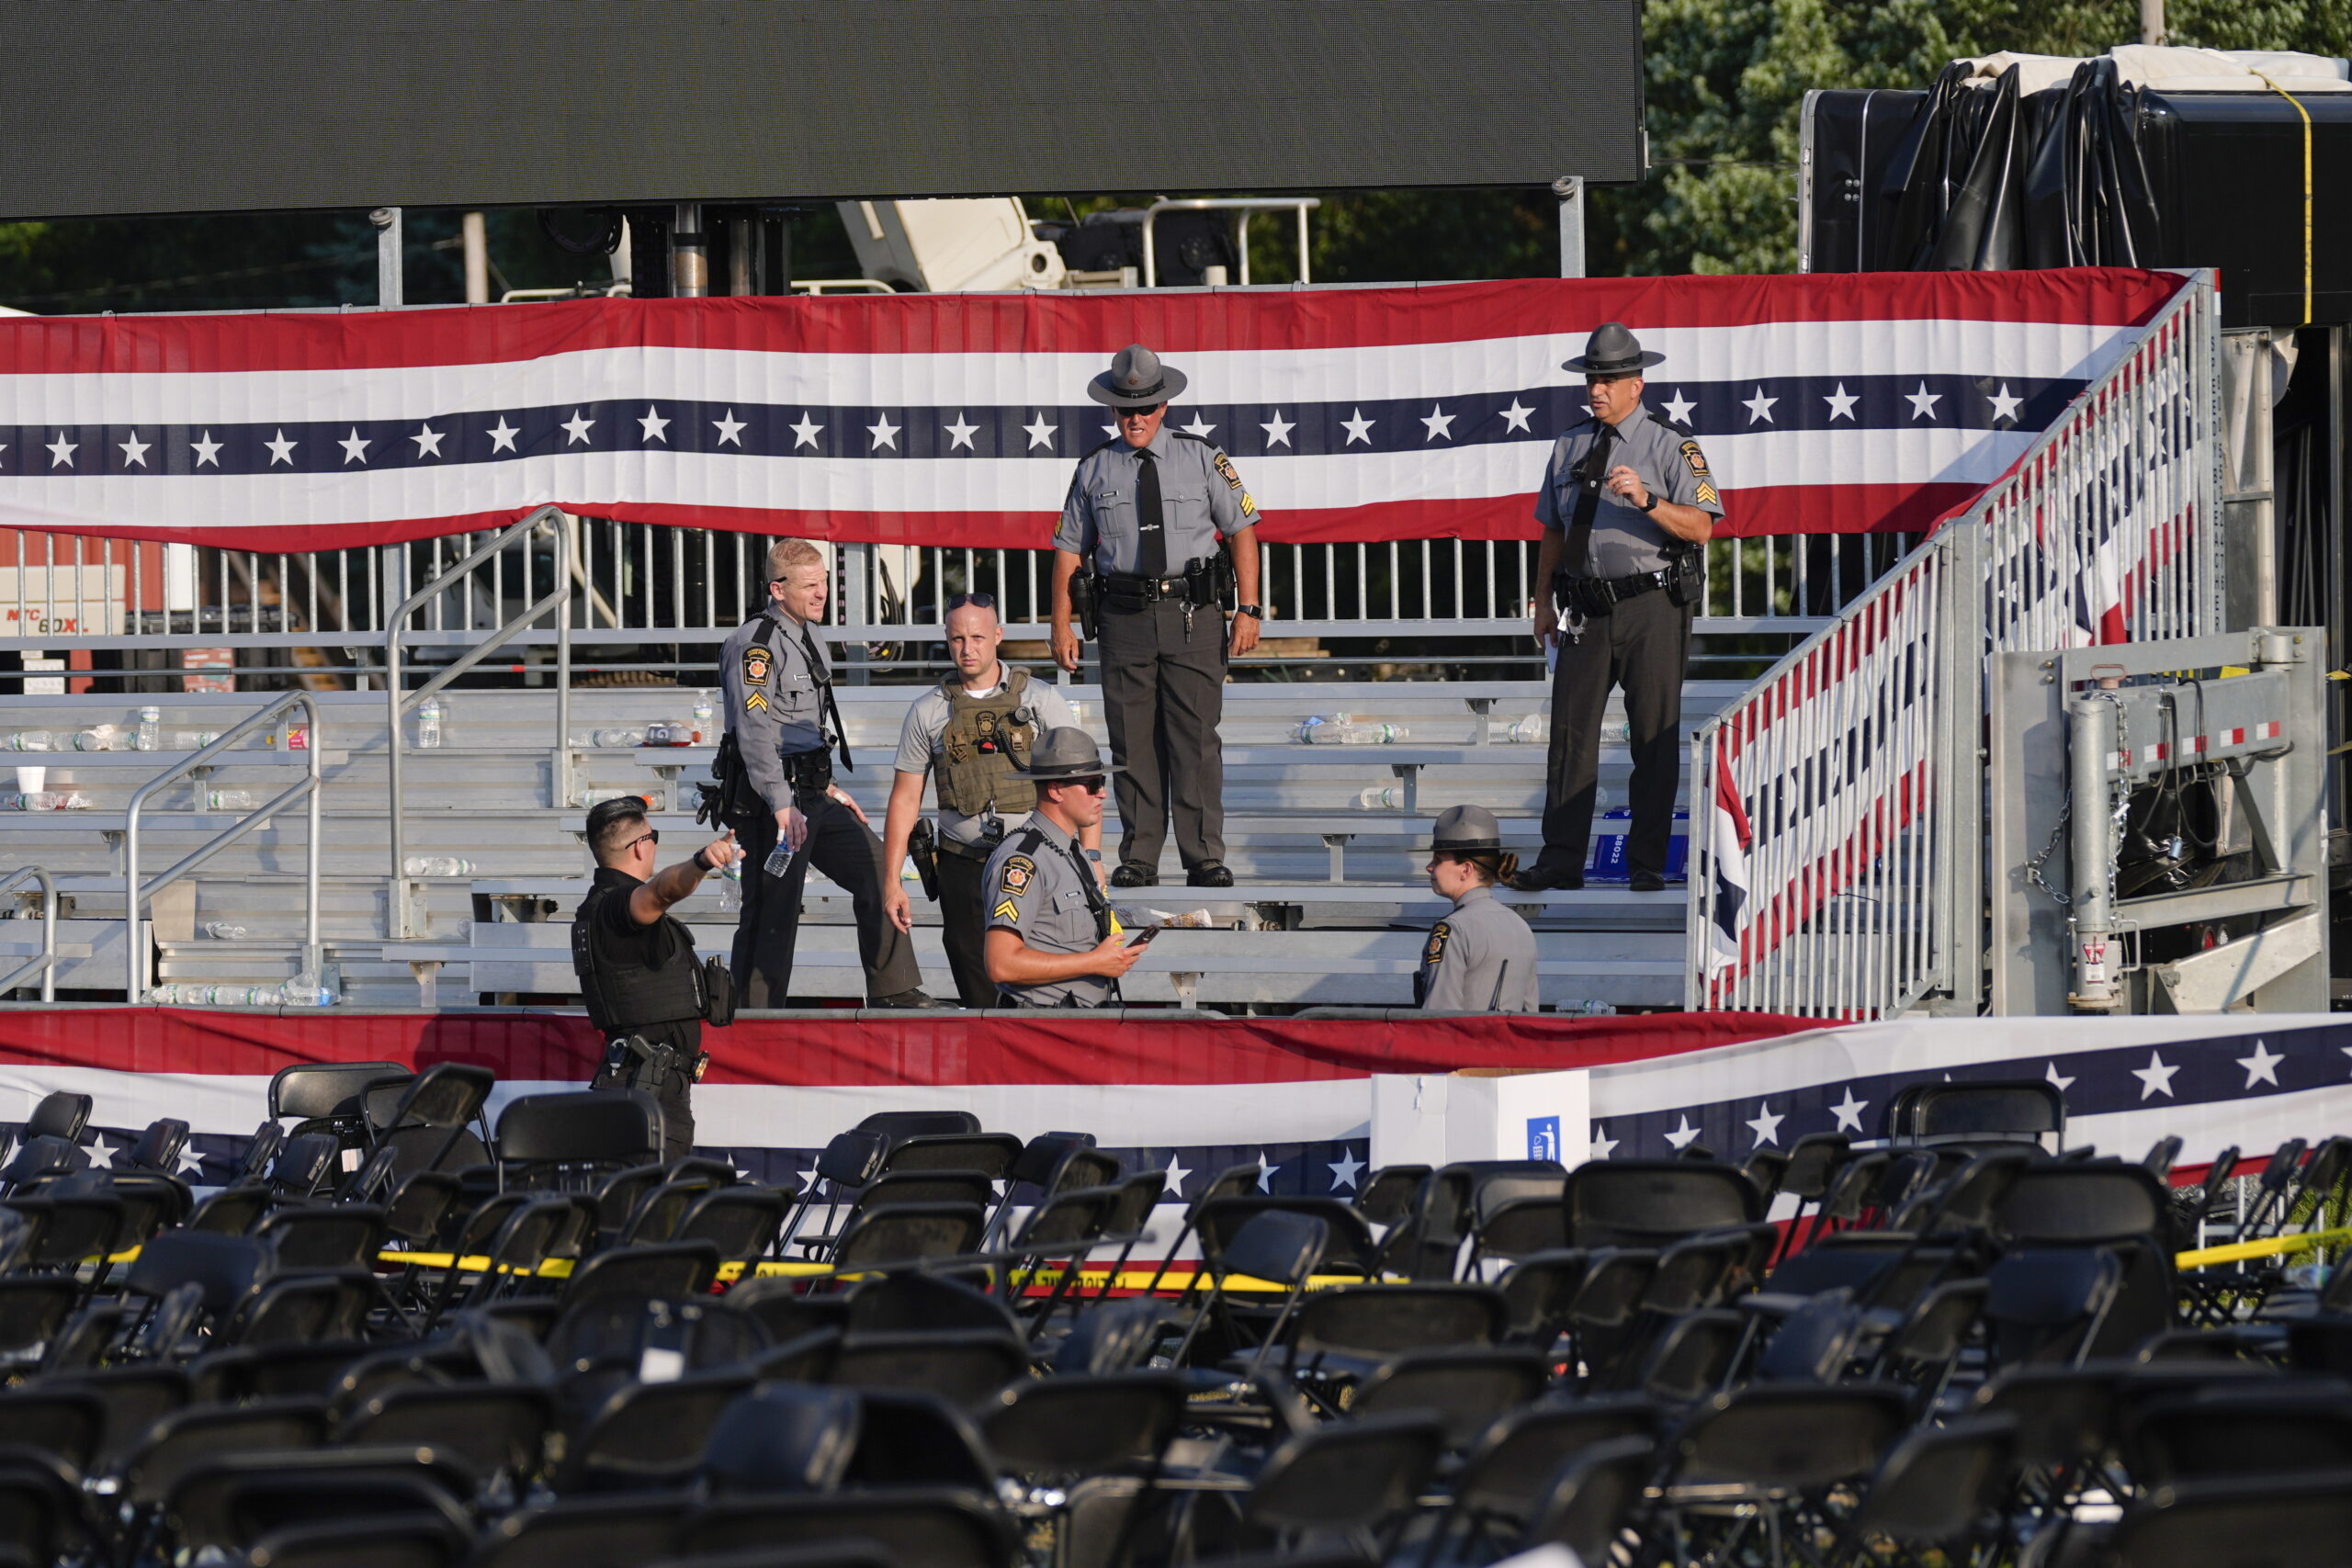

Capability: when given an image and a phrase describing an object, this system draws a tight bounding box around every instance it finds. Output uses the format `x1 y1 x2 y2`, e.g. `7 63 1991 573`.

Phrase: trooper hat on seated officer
1087 344 1189 409
1431 804 1506 855
1017 727 1122 781
1563 321 1668 376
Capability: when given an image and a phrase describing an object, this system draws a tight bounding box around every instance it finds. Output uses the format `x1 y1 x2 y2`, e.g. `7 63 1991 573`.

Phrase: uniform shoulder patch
1424 920 1452 966
1213 451 1244 491
1679 439 1709 477
999 854 1036 897
742 645 771 687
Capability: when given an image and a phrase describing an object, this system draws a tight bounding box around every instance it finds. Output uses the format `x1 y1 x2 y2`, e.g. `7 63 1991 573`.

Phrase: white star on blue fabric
45 433 75 468
1163 1152 1192 1196
1179 415 1216 439
1746 1101 1785 1147
338 429 371 465
2132 1050 2180 1100
119 433 151 468
1664 1114 1702 1150
638 406 670 444
264 429 298 466
1659 391 1697 426
1499 399 1536 434
2046 1060 2076 1094
1742 389 1778 424
1328 1148 1365 1191
943 413 978 451
1341 408 1375 446
1023 413 1057 450
412 423 447 457
2237 1040 2284 1089
1589 1123 1619 1160
712 410 746 446
1824 384 1860 422
1255 1151 1280 1191
1829 1087 1869 1134
191 431 222 468
791 413 824 450
486 417 519 453
561 411 594 446
1421 404 1455 442
867 413 900 451
176 1143 207 1176
1988 384 2024 423
1261 411 1295 447
1905 382 1942 421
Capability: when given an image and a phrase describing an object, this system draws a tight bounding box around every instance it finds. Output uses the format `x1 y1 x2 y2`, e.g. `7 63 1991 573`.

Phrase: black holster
1181 556 1219 606
1070 569 1102 642
1664 547 1704 609
909 818 942 901
783 749 834 795
592 1033 710 1098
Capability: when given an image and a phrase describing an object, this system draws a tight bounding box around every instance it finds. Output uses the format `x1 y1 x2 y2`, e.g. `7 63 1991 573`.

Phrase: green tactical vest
934 666 1042 818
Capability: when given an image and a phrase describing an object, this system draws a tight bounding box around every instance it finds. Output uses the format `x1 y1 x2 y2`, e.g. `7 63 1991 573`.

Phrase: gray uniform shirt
1417 886 1541 1012
1534 403 1724 578
983 811 1111 1008
892 670 1080 851
718 609 831 814
1052 425 1258 576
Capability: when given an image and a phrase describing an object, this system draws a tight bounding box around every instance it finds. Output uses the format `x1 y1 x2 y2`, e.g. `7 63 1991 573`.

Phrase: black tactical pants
1099 598 1227 871
1537 589 1692 879
733 795 922 1008
936 848 993 1009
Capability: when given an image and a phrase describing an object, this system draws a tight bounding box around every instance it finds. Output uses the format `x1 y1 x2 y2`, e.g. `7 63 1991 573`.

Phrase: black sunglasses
621 829 659 852
1052 775 1108 795
947 592 997 611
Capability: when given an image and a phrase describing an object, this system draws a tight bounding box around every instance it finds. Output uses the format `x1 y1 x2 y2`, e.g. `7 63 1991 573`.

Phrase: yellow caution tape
2175 1223 2352 1270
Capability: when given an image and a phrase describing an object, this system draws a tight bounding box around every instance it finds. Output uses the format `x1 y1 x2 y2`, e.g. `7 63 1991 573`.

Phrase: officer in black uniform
1511 322 1724 895
1050 344 1264 889
571 795 741 1159
719 538 930 1009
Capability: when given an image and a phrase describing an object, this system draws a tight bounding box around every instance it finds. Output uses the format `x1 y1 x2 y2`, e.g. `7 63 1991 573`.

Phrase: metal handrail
0 865 58 1002
124 693 323 1000
1142 198 1319 288
384 504 571 938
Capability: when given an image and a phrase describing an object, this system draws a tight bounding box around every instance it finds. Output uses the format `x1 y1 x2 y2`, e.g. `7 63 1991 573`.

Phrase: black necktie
1567 423 1618 576
1135 448 1166 579
796 623 854 771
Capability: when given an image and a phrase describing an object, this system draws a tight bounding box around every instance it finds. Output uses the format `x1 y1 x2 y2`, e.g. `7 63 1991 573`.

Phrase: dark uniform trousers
732 795 922 1008
936 850 992 1009
1543 590 1693 878
1099 599 1227 869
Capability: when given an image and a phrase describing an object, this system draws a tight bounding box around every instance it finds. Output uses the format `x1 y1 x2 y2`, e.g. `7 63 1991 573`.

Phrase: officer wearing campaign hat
571 795 741 1157
981 728 1146 1008
1419 805 1541 1011
1512 322 1724 896
1051 344 1265 891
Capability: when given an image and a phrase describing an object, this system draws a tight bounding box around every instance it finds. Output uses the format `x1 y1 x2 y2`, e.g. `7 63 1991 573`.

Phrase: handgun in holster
593 1032 708 1097
909 817 942 901
1181 556 1220 607
1069 568 1102 643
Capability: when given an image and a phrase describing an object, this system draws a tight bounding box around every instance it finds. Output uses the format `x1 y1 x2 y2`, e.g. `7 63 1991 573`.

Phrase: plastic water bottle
402 856 475 876
137 706 161 751
206 790 263 811
1601 718 1632 744
191 731 220 750
71 726 123 751
1357 785 1401 809
592 728 645 749
1295 714 1356 745
415 695 443 750
279 971 337 1008
5 732 51 751
763 837 796 878
690 692 714 744
1504 714 1546 745
202 921 248 940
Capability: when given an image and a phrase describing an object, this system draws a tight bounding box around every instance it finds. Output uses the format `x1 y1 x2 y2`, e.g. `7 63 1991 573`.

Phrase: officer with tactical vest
716 538 930 1009
983 728 1145 1008
880 592 1097 1007
571 795 741 1159
1050 344 1263 890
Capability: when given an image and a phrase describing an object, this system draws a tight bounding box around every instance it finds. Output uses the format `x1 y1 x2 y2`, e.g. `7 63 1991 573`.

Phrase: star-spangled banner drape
0 269 2188 551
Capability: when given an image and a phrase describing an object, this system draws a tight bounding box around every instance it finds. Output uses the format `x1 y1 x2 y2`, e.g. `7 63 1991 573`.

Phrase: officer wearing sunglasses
982 728 1147 1008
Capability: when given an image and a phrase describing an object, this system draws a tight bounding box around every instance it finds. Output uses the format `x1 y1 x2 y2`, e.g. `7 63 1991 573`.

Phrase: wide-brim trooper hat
1563 321 1667 376
1431 803 1505 854
1087 343 1190 408
1017 726 1124 781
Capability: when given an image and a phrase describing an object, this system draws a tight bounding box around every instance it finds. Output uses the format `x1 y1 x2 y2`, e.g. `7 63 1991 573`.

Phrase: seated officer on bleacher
1419 805 1541 1012
982 728 1147 1009
571 795 740 1159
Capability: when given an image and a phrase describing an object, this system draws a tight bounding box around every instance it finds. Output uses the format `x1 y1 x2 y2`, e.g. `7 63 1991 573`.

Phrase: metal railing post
1141 198 1320 288
554 512 573 810
0 866 59 1002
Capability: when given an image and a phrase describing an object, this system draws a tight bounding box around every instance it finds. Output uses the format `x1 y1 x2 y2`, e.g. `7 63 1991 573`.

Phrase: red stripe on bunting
0 271 2189 375
0 1008 1823 1086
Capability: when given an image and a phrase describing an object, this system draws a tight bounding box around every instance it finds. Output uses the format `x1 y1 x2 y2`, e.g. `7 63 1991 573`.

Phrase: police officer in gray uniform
719 538 929 1009
1511 323 1724 896
982 728 1147 1008
1418 805 1541 1012
1051 344 1264 890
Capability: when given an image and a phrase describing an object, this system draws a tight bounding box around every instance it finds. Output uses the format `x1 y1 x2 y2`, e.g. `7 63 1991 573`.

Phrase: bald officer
1511 322 1724 896
1050 344 1263 891
1418 805 1541 1012
982 728 1146 1008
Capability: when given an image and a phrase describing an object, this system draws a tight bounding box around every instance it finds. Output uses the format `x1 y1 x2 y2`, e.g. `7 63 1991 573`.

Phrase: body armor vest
571 877 707 1036
933 667 1042 818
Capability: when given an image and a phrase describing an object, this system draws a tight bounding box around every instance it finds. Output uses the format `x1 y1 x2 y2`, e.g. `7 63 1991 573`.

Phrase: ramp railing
0 866 59 1003
1689 271 2221 1018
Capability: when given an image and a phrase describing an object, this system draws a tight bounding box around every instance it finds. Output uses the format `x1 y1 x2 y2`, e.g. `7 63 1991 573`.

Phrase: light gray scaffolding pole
1554 177 1585 279
371 207 403 308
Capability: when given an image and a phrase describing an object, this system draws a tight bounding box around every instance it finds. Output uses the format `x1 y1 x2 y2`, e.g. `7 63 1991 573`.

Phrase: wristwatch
1081 849 1102 863
1235 604 1263 618
1637 492 1661 514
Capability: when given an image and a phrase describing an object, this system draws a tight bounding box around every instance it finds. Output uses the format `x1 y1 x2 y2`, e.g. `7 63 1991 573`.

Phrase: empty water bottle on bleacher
403 856 477 876
414 695 444 749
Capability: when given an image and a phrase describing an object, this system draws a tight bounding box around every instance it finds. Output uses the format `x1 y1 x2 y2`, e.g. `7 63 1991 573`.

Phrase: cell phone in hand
1125 926 1163 946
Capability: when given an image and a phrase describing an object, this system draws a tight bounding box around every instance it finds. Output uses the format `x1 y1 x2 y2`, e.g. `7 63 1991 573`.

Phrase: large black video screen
0 1 1645 218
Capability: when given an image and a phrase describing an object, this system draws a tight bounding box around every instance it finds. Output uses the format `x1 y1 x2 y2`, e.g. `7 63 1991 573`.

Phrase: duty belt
1102 572 1195 601
1558 566 1672 613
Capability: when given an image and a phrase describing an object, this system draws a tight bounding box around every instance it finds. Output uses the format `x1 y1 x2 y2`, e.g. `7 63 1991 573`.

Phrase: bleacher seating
0 1077 2339 1566
0 681 1744 1010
